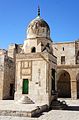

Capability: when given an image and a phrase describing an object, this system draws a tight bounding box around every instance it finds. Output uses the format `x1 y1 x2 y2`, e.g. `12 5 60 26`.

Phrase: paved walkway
0 99 79 120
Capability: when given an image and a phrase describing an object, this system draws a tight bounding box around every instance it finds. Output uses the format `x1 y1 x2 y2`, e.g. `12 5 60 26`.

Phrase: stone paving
0 100 38 111
0 99 79 120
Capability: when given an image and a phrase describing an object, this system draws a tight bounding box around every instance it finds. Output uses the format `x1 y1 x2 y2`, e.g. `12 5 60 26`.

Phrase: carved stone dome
27 16 50 39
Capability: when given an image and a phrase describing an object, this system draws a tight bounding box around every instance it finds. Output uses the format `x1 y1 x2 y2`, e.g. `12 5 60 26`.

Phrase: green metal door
22 79 28 94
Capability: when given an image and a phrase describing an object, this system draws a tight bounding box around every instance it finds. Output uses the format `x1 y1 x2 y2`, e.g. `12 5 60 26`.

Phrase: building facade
53 41 79 99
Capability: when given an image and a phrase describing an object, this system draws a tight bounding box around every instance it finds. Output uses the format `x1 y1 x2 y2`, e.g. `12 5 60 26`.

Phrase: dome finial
38 5 40 16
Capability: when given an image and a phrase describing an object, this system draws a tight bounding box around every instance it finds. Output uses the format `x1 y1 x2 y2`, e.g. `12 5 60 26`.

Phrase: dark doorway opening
10 84 14 99
57 70 71 98
51 69 55 92
31 47 36 53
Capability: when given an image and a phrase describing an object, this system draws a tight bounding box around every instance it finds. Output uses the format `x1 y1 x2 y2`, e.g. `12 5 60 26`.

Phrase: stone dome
27 16 50 39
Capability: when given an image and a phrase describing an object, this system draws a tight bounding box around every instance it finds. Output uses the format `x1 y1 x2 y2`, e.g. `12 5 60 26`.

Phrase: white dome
27 16 50 39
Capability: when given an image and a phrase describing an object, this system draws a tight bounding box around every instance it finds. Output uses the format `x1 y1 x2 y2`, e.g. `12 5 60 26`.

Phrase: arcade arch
57 70 71 98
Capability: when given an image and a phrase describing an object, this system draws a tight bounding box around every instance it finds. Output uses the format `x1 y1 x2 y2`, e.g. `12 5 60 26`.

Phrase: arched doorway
57 70 71 98
76 73 79 98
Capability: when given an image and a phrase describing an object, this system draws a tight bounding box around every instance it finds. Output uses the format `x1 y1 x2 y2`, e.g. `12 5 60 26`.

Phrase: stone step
18 96 34 104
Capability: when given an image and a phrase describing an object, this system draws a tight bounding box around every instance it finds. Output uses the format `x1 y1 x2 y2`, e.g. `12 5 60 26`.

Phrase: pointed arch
57 70 71 98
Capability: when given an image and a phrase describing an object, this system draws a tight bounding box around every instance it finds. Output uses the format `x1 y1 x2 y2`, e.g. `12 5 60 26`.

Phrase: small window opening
63 47 64 51
61 56 65 64
31 47 36 53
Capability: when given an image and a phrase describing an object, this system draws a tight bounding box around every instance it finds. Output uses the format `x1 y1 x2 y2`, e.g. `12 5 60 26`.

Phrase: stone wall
53 41 79 99
3 57 15 99
23 37 53 55
0 48 15 100
8 44 22 59
0 50 7 99
15 52 57 105
0 54 4 99
53 42 75 65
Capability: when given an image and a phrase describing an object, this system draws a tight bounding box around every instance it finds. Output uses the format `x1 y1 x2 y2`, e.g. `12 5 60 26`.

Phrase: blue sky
0 0 79 49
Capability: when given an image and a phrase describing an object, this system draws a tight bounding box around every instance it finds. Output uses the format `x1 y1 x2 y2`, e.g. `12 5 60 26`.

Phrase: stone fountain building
0 8 79 102
15 10 57 105
0 8 57 106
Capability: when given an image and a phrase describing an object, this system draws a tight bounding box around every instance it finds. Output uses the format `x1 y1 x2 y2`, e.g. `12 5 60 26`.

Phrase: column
71 80 77 99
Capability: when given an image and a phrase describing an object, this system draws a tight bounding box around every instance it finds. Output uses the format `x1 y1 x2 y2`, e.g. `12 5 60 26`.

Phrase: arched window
31 47 36 53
